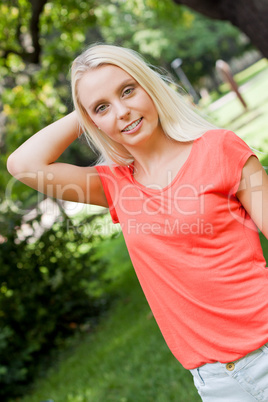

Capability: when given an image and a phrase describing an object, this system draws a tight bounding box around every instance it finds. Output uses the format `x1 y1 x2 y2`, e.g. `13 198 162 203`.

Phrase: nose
116 101 130 120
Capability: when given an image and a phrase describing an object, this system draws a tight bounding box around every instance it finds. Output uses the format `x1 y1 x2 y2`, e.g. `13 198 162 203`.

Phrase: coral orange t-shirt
95 129 268 369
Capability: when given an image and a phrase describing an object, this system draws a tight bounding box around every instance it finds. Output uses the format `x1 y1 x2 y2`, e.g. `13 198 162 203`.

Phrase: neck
124 127 184 177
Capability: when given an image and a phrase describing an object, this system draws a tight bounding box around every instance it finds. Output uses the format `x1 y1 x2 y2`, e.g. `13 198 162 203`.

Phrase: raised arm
7 111 108 207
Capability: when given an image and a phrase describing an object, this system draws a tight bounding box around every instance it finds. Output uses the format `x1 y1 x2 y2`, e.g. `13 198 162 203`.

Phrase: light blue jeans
190 343 268 401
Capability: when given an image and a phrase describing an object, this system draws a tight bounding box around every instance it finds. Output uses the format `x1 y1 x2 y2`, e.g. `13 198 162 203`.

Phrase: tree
172 0 268 57
0 0 251 209
96 0 249 85
0 0 100 207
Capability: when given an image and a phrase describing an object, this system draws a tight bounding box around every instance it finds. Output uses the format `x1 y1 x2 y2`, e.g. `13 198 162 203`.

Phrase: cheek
97 118 112 131
141 94 158 116
88 114 106 130
95 117 117 136
84 111 97 127
147 101 159 120
90 119 98 128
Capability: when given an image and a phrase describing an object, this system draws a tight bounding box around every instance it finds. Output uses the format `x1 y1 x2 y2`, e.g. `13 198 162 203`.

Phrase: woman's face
77 64 163 148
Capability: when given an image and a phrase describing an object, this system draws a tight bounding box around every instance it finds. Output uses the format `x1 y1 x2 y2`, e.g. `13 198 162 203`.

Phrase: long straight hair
71 44 217 166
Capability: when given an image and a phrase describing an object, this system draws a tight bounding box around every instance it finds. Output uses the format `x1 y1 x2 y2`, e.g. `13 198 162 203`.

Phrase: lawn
14 235 200 402
12 63 268 402
208 65 268 158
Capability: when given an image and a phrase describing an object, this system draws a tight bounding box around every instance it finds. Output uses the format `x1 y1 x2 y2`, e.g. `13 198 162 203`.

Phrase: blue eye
123 87 134 96
96 104 107 113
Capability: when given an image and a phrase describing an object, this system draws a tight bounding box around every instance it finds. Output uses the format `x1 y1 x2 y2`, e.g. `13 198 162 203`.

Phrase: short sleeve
95 165 119 224
220 130 257 196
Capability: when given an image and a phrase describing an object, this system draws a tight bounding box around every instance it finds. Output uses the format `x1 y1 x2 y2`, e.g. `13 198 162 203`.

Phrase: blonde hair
71 44 216 166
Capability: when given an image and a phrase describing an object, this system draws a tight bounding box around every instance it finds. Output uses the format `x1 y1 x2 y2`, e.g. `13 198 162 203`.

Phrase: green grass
232 58 268 86
12 62 268 402
208 68 268 163
208 58 268 102
14 234 200 402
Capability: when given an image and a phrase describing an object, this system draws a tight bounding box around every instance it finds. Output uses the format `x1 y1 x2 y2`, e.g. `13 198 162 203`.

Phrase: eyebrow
88 78 136 111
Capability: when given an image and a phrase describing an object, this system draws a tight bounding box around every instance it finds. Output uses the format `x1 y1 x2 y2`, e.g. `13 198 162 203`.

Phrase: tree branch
172 0 224 20
172 0 268 57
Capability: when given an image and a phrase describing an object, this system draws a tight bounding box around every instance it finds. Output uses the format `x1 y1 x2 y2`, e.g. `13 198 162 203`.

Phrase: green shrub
0 207 113 400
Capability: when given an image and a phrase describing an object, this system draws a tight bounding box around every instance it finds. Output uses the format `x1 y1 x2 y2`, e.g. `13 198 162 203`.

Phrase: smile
122 117 143 132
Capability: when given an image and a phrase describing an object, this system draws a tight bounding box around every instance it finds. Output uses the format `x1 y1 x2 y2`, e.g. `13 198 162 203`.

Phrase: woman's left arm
237 156 268 239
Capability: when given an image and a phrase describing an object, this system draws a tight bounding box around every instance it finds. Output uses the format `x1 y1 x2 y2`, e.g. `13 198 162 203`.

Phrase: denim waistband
190 342 268 381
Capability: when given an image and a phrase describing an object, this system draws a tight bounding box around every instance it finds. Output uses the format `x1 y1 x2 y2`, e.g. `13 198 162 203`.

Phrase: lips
122 117 143 132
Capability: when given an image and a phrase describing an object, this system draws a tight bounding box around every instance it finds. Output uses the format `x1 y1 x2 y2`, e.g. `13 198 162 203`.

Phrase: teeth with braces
122 118 142 132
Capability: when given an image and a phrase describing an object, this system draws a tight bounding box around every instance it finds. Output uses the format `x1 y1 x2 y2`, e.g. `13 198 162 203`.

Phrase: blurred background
0 0 267 401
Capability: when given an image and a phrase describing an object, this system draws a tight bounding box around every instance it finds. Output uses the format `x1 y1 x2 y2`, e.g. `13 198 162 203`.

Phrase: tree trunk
173 0 268 57
28 0 48 63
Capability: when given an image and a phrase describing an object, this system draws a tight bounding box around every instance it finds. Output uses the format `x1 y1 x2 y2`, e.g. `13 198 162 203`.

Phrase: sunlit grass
15 234 200 402
208 58 268 102
208 68 268 162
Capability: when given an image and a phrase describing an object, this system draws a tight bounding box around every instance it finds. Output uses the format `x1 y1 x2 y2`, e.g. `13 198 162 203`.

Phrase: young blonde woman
7 44 268 401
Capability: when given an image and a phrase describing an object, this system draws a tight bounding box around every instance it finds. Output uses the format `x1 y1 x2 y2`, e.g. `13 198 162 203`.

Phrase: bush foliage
0 207 113 400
